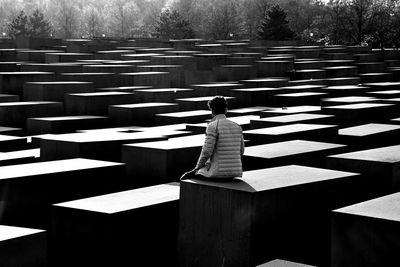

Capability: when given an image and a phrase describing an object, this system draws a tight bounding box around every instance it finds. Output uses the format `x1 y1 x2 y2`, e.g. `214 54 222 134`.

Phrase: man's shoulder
224 119 242 131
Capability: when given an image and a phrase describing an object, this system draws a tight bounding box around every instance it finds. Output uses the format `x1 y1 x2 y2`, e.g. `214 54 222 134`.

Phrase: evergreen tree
28 9 53 37
153 9 195 39
7 11 29 38
257 4 296 40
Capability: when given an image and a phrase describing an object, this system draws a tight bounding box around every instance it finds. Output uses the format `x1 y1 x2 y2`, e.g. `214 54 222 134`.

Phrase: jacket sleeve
240 132 245 156
195 123 217 170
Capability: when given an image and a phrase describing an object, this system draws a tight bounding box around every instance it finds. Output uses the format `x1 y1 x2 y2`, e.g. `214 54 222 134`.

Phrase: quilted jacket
195 114 244 178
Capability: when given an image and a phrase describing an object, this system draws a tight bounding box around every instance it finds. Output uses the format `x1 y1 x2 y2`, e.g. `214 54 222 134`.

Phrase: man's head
208 96 227 115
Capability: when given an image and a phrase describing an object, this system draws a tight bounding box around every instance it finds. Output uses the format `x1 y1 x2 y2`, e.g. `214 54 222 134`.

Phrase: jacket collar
210 114 226 122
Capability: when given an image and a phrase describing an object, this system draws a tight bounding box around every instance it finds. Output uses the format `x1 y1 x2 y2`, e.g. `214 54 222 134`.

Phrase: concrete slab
155 110 211 125
123 134 205 186
243 123 338 145
0 72 55 95
119 71 171 88
133 88 194 102
274 92 328 106
332 192 400 267
0 158 125 227
0 101 63 128
39 131 167 161
65 92 136 115
231 88 284 107
191 83 243 97
260 106 322 117
0 225 46 267
250 113 335 129
321 85 370 97
27 115 110 135
23 81 94 102
327 144 400 192
243 140 346 170
51 183 180 266
321 96 378 107
338 123 400 149
179 165 361 266
322 103 398 126
109 102 179 126
0 148 40 166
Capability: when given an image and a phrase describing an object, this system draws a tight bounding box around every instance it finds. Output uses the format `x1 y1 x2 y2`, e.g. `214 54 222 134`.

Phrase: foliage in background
7 9 52 38
256 4 296 40
1 0 400 49
153 9 194 39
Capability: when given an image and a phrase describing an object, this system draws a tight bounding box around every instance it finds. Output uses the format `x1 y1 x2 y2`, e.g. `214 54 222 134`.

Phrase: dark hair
208 96 227 114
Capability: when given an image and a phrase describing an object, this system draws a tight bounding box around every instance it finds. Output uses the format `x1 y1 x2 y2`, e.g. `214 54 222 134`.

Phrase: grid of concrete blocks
0 37 399 266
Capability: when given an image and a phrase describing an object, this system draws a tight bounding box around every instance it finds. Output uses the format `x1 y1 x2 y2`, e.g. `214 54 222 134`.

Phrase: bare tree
82 5 102 38
49 0 79 39
105 0 138 38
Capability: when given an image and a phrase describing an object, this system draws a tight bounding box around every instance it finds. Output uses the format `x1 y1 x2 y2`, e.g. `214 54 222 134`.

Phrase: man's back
197 115 244 178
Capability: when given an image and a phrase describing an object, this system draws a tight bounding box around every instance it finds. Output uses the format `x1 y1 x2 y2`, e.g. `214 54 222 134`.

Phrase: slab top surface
364 82 400 87
126 134 205 150
41 131 164 143
334 192 400 222
244 123 335 135
122 53 163 57
245 140 345 159
324 103 395 110
385 98 400 102
0 126 20 132
157 110 210 117
0 101 61 107
262 105 321 114
369 90 400 94
0 71 53 75
256 113 334 123
31 115 107 121
62 72 114 76
54 183 180 214
0 134 26 141
120 71 168 75
326 85 369 90
228 107 271 113
329 144 400 163
233 87 282 92
27 81 92 85
281 85 325 90
323 96 377 102
0 158 123 180
47 52 92 56
134 88 192 93
176 96 235 102
192 83 243 88
0 225 45 241
0 148 40 161
277 92 327 97
241 78 289 82
111 102 178 108
185 165 358 192
69 92 133 97
339 123 400 136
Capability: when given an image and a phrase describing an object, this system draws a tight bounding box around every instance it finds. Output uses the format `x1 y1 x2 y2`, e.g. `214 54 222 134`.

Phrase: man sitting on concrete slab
181 96 244 180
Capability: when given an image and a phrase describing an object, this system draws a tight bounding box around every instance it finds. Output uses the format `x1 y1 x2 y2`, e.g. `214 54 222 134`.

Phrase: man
180 96 244 180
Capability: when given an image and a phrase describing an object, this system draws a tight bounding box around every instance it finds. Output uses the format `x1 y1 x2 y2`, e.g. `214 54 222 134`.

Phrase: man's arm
240 133 245 156
195 123 217 170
